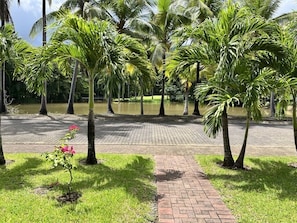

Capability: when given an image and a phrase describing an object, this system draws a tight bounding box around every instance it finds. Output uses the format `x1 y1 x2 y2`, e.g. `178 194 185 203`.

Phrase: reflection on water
11 101 274 117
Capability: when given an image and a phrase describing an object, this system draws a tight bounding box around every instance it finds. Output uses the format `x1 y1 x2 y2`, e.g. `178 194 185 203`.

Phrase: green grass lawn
196 155 297 223
0 153 156 223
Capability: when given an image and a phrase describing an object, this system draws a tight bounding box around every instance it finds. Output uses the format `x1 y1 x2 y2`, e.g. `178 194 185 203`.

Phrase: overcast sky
10 0 297 46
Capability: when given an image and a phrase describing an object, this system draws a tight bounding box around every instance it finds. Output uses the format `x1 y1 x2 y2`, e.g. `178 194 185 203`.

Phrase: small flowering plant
44 125 79 191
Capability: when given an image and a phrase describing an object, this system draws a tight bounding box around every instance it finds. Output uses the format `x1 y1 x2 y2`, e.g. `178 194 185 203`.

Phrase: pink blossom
69 146 76 154
60 145 76 154
61 145 69 153
69 125 79 131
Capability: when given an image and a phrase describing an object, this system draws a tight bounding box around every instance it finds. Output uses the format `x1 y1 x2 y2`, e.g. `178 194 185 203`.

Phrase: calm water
10 102 274 117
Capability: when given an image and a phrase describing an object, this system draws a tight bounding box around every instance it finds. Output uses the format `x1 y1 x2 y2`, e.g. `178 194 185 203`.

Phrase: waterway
9 101 275 117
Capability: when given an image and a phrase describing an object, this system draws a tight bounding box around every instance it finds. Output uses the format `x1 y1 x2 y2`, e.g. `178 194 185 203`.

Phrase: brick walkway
3 114 295 223
155 155 236 223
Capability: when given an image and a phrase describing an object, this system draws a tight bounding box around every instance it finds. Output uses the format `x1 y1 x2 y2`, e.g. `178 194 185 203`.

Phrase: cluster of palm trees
0 0 297 167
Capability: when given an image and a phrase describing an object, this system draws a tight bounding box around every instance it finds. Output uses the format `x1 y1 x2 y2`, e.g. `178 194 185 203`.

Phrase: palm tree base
222 157 234 167
0 158 6 165
85 157 98 165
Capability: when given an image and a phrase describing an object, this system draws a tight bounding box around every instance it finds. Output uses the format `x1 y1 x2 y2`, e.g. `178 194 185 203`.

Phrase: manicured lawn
196 155 297 223
0 153 156 223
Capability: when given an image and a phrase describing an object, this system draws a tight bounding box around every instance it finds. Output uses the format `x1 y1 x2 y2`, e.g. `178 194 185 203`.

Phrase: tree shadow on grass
0 156 60 190
206 157 297 201
71 155 155 202
0 155 156 203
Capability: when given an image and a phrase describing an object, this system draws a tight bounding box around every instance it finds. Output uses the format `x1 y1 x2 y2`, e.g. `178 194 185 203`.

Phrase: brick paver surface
155 155 236 223
2 114 296 223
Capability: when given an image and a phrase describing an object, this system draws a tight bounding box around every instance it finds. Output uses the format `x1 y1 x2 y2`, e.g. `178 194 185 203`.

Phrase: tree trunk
86 75 97 165
39 0 48 115
0 115 5 165
183 84 189 115
140 90 144 115
118 83 121 103
0 17 7 113
66 61 79 114
159 73 165 116
234 112 250 169
222 106 234 167
107 94 114 114
0 65 7 114
39 83 48 115
270 91 275 118
0 17 6 165
292 94 297 152
193 61 201 116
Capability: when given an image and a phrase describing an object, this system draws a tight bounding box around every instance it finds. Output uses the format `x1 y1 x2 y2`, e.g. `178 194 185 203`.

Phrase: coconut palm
148 0 197 116
92 0 155 114
38 0 53 115
46 14 149 164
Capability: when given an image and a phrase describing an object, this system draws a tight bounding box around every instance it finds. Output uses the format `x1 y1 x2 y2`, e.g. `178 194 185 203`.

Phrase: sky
10 0 297 46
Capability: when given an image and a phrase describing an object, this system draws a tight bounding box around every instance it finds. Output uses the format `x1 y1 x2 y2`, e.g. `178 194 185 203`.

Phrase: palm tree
38 0 52 115
274 22 297 153
46 14 149 164
30 1 99 115
0 24 21 165
0 0 20 114
238 0 296 117
93 0 154 114
175 1 283 167
148 0 197 116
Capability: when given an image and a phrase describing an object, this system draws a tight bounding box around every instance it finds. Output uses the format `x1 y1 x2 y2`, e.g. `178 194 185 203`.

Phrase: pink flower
61 145 69 153
69 125 79 131
60 145 76 154
69 146 76 154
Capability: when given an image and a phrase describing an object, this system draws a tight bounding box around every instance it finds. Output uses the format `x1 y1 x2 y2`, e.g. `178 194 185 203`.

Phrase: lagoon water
9 101 274 117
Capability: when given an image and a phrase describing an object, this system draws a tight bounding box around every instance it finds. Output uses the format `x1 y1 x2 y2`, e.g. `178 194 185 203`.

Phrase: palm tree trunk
292 94 297 152
234 111 250 169
66 61 79 114
107 93 114 114
183 84 189 115
159 73 165 116
39 0 47 115
270 91 275 117
193 61 201 116
1 18 7 114
0 10 6 165
86 75 97 165
222 106 234 167
39 83 48 115
140 90 144 115
0 65 6 113
0 115 5 165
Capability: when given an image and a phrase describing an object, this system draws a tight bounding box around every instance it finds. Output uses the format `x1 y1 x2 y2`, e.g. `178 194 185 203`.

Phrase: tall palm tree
0 24 20 165
39 0 52 115
93 0 154 114
0 0 20 114
46 14 149 164
149 0 195 116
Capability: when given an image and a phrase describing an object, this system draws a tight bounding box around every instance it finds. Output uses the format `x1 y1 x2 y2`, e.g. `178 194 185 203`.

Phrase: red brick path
155 155 236 223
